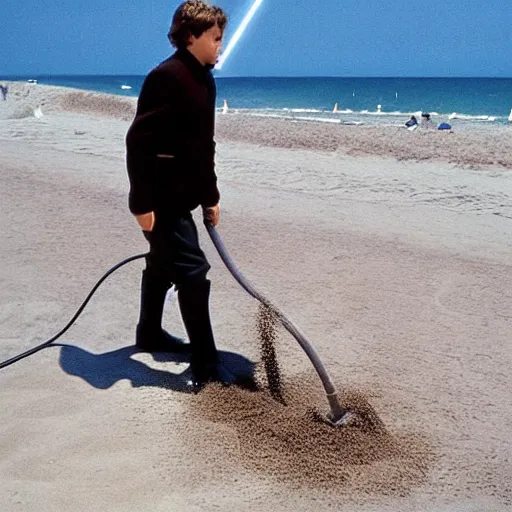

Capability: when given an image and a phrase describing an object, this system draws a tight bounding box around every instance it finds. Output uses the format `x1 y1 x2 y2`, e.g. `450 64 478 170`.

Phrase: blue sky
1 0 511 77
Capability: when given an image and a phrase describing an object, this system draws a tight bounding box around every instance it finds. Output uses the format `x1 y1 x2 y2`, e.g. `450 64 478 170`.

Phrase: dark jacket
126 49 220 216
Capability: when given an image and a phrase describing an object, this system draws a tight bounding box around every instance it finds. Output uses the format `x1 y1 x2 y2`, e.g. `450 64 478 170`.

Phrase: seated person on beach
405 115 418 128
420 112 434 128
125 1 239 392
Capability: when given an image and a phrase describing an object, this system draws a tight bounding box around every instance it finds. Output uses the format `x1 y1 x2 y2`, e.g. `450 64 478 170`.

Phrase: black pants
143 212 210 286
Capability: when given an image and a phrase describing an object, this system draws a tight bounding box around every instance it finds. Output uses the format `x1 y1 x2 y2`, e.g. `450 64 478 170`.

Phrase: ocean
4 75 512 128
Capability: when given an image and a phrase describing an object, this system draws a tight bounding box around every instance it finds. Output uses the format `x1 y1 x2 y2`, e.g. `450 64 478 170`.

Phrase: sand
1 83 512 511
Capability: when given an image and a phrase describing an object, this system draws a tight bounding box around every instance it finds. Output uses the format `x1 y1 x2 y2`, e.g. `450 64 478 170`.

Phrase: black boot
136 269 190 353
177 279 237 392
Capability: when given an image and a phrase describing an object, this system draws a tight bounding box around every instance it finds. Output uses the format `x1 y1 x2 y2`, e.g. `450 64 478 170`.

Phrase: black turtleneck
125 48 220 215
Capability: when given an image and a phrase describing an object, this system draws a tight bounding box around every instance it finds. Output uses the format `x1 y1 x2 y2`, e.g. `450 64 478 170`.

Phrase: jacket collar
175 48 212 82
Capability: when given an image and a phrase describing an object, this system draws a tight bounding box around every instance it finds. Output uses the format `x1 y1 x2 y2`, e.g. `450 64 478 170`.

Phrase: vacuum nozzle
325 409 357 428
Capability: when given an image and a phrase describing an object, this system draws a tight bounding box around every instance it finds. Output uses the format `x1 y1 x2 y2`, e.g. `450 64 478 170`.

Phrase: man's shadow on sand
57 343 257 393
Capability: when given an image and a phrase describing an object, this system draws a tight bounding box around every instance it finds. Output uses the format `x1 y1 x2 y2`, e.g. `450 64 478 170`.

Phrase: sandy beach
1 83 512 511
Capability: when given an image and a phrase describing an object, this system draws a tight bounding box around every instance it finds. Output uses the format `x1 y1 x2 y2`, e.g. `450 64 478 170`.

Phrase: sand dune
0 81 136 121
58 90 136 121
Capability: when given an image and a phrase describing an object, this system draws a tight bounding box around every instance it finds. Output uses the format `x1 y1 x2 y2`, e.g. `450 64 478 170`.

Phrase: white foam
282 108 323 113
449 112 498 121
243 112 341 124
293 116 341 124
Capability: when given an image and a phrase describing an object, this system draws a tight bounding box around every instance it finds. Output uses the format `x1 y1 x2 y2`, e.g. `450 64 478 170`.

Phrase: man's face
188 24 223 66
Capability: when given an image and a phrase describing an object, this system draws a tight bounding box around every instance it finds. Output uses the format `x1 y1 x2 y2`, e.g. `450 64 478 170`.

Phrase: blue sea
5 75 512 127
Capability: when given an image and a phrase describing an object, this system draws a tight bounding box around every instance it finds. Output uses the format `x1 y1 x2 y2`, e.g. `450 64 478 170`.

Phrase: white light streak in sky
215 0 263 70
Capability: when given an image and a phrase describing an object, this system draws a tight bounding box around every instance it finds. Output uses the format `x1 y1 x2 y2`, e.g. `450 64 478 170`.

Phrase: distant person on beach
405 115 418 129
0 85 7 101
420 112 434 129
126 1 237 392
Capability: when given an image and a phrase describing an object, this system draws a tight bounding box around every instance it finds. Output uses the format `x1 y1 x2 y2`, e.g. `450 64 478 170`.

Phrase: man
126 1 235 391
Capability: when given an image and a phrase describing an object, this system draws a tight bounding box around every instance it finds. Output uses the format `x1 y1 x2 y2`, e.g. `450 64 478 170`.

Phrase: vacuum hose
0 253 146 370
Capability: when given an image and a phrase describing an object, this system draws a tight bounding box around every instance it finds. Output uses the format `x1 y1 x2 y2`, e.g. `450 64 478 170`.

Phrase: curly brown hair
168 1 228 49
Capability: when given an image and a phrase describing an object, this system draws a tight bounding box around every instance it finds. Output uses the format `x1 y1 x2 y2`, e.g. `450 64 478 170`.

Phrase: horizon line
1 74 512 80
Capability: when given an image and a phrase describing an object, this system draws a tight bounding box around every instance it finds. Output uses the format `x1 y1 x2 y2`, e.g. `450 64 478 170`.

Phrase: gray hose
204 221 350 424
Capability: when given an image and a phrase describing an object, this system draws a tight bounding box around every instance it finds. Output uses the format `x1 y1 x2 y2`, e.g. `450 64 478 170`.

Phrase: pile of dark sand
186 376 435 497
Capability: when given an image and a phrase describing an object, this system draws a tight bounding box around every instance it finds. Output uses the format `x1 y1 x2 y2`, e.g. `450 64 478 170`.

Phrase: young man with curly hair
126 1 235 391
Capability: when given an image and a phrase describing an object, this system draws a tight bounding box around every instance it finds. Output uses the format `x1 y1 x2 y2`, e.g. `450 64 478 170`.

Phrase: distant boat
332 102 338 113
121 85 132 90
27 79 38 84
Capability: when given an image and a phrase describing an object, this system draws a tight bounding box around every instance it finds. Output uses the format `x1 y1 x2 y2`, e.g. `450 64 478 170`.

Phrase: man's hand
135 211 155 232
203 204 220 227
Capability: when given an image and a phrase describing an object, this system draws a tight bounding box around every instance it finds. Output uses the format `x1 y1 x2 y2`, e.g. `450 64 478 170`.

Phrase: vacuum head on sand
325 409 358 428
318 406 385 432
312 389 387 433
